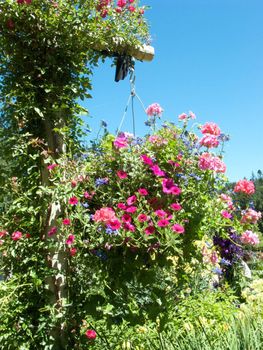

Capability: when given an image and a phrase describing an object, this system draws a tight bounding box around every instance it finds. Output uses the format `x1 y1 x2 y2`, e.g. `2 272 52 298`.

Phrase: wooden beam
93 37 155 62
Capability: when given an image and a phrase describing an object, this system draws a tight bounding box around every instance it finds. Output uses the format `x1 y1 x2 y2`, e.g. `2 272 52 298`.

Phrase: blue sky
84 0 263 182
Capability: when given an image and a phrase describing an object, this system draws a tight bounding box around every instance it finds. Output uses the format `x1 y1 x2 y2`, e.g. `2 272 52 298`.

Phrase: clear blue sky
84 0 263 182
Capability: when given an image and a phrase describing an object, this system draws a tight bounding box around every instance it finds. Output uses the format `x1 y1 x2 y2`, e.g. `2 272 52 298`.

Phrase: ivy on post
0 0 152 348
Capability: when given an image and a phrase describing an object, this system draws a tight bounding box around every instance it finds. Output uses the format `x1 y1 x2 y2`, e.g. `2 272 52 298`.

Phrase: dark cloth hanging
114 55 133 82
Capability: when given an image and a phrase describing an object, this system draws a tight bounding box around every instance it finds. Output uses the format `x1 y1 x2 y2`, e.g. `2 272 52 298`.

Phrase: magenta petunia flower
85 329 97 340
11 231 22 241
138 188 148 196
150 164 166 177
123 222 135 232
47 163 58 171
170 203 182 211
68 196 78 205
172 224 185 234
66 234 75 246
137 214 148 222
108 219 121 230
154 209 167 218
144 226 155 235
157 219 170 227
126 206 137 213
117 203 127 210
127 195 137 206
62 218 71 225
70 247 77 256
121 214 132 223
221 210 232 219
140 154 154 166
48 226 57 236
117 170 128 179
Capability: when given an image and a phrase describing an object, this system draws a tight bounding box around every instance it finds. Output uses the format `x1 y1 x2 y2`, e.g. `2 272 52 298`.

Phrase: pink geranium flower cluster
178 111 196 121
241 208 262 224
198 153 226 173
199 122 221 148
145 103 164 117
234 179 255 195
240 230 260 245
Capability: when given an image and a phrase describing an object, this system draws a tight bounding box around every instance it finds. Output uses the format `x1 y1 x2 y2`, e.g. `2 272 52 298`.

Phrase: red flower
70 247 77 256
6 19 15 30
138 188 148 196
85 329 97 340
121 214 132 223
62 218 71 225
68 196 78 205
108 219 121 230
48 226 57 236
144 226 155 235
140 154 154 166
117 203 127 210
128 5 135 12
117 0 126 7
137 214 148 222
12 231 22 241
117 170 128 179
157 219 170 227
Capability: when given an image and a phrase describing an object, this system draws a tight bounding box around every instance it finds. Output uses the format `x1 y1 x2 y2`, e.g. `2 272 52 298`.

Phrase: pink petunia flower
68 196 78 205
48 226 57 236
140 154 154 166
121 214 132 223
150 164 166 177
113 136 128 149
65 234 75 246
138 188 148 196
221 210 232 219
47 163 58 171
127 195 137 206
144 226 155 235
123 222 135 232
62 218 71 225
170 203 182 211
11 231 22 241
70 247 77 256
157 219 170 227
117 0 127 7
137 214 148 222
172 224 185 234
117 170 128 179
126 206 137 213
155 209 167 218
85 329 97 340
108 219 121 230
117 203 127 210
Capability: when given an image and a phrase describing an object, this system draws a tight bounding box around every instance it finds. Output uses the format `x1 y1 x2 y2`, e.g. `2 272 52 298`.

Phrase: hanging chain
116 59 146 136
